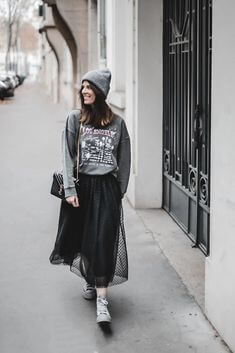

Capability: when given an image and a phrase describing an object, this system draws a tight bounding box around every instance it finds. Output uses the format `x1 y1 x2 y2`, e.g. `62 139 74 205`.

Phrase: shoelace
97 298 109 315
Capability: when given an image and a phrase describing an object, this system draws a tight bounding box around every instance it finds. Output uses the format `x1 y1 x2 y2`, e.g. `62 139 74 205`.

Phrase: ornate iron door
163 0 212 255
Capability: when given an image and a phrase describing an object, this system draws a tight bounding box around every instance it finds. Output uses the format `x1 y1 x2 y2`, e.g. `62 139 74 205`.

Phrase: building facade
39 0 235 351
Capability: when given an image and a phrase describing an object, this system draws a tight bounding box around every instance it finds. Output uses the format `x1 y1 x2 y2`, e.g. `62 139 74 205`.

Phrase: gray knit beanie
81 68 111 98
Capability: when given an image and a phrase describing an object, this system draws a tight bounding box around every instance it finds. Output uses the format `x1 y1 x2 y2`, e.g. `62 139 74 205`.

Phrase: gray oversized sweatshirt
62 110 131 198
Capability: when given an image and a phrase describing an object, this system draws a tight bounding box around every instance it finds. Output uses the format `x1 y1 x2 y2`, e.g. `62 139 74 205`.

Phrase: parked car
0 75 15 98
0 80 7 100
16 74 26 85
0 71 26 100
4 72 18 88
7 71 20 88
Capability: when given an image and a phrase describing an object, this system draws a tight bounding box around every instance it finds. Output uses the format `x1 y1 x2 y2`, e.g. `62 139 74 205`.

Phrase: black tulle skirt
49 173 128 287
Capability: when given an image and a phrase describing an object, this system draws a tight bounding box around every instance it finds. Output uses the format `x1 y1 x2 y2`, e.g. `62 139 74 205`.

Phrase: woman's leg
96 287 107 298
96 287 111 323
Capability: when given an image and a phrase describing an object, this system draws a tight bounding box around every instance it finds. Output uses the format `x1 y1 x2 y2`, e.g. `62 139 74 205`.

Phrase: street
0 81 230 353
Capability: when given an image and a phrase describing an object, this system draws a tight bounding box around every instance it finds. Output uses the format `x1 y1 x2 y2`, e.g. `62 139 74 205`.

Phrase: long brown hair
79 81 113 127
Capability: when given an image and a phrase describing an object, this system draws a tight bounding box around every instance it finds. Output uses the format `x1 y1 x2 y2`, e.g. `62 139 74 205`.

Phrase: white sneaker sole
97 313 112 323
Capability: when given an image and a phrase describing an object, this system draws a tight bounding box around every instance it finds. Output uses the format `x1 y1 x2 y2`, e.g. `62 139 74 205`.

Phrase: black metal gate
163 0 212 255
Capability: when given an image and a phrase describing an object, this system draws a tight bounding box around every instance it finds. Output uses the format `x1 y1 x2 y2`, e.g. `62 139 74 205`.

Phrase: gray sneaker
82 283 96 300
96 297 111 323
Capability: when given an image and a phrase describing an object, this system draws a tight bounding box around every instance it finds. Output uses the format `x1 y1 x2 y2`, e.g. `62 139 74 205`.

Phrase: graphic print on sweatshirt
80 125 118 167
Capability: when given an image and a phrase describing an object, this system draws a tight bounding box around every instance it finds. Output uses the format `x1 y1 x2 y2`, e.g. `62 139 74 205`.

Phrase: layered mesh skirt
49 173 128 287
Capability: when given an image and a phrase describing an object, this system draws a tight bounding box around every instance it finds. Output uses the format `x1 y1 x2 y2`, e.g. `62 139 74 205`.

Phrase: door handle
193 104 202 149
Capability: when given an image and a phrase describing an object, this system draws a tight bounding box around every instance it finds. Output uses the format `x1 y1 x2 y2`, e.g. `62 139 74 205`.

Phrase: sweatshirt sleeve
62 111 80 198
117 119 131 195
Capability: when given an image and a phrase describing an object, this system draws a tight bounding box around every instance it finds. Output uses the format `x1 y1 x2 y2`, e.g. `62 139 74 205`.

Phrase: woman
50 68 131 324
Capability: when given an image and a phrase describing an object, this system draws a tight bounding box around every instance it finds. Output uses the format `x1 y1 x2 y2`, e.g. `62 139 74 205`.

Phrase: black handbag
50 123 82 200
50 172 80 200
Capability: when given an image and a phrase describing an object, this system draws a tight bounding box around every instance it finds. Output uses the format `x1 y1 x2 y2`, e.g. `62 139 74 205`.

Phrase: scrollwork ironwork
189 166 197 196
164 150 170 173
199 174 208 204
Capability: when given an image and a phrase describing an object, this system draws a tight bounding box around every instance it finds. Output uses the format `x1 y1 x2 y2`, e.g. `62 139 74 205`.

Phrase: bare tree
0 0 35 72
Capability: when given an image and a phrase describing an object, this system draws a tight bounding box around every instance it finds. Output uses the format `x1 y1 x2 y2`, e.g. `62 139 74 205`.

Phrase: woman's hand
66 196 80 207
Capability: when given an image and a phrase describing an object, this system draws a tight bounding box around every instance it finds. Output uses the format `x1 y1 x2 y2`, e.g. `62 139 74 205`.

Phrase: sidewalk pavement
0 82 230 353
